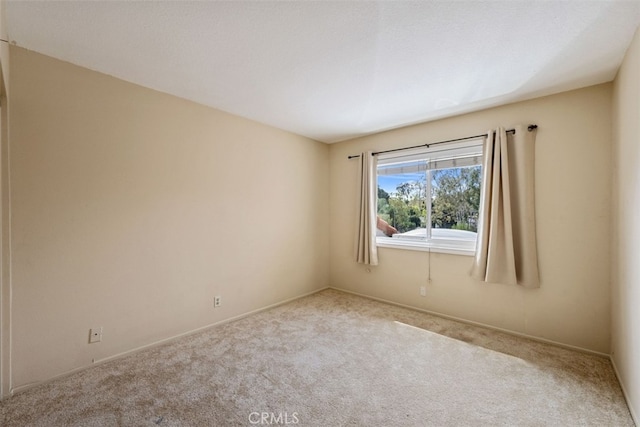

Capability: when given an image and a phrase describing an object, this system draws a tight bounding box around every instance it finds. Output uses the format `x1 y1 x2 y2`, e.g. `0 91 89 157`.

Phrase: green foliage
451 223 473 231
378 187 390 201
377 179 427 233
388 197 412 232
431 166 481 232
377 165 481 235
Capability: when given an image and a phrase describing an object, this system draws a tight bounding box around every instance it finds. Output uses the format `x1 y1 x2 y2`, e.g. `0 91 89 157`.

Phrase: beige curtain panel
471 125 539 288
356 151 378 266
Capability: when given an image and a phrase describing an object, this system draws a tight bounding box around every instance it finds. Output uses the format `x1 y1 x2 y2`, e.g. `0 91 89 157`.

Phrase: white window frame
376 138 484 257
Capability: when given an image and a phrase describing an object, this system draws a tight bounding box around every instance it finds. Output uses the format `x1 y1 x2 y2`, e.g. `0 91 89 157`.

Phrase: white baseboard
9 286 330 396
328 286 610 358
610 356 638 426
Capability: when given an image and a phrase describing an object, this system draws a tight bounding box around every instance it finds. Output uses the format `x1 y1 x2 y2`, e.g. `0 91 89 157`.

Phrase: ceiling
5 1 640 143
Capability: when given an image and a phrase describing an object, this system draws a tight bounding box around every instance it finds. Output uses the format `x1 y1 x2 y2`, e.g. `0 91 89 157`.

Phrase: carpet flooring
0 289 634 426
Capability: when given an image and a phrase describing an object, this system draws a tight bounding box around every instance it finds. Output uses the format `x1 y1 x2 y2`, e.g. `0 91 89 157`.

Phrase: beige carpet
0 289 634 426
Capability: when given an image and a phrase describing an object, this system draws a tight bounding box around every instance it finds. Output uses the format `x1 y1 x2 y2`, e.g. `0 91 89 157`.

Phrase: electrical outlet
214 296 221 307
420 286 427 297
89 327 103 343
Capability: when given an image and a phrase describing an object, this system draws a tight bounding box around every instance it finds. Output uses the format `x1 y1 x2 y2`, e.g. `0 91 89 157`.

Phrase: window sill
376 237 476 257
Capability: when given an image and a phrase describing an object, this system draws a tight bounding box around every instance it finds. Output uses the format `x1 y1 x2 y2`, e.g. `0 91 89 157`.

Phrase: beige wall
7 47 329 390
0 0 8 93
0 0 9 399
329 84 612 354
0 90 8 399
612 27 640 422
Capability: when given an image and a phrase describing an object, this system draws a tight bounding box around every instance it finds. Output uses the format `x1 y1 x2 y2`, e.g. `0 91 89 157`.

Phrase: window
376 139 483 255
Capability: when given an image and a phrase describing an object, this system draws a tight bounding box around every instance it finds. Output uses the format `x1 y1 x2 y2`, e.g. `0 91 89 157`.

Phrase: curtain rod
347 124 538 159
